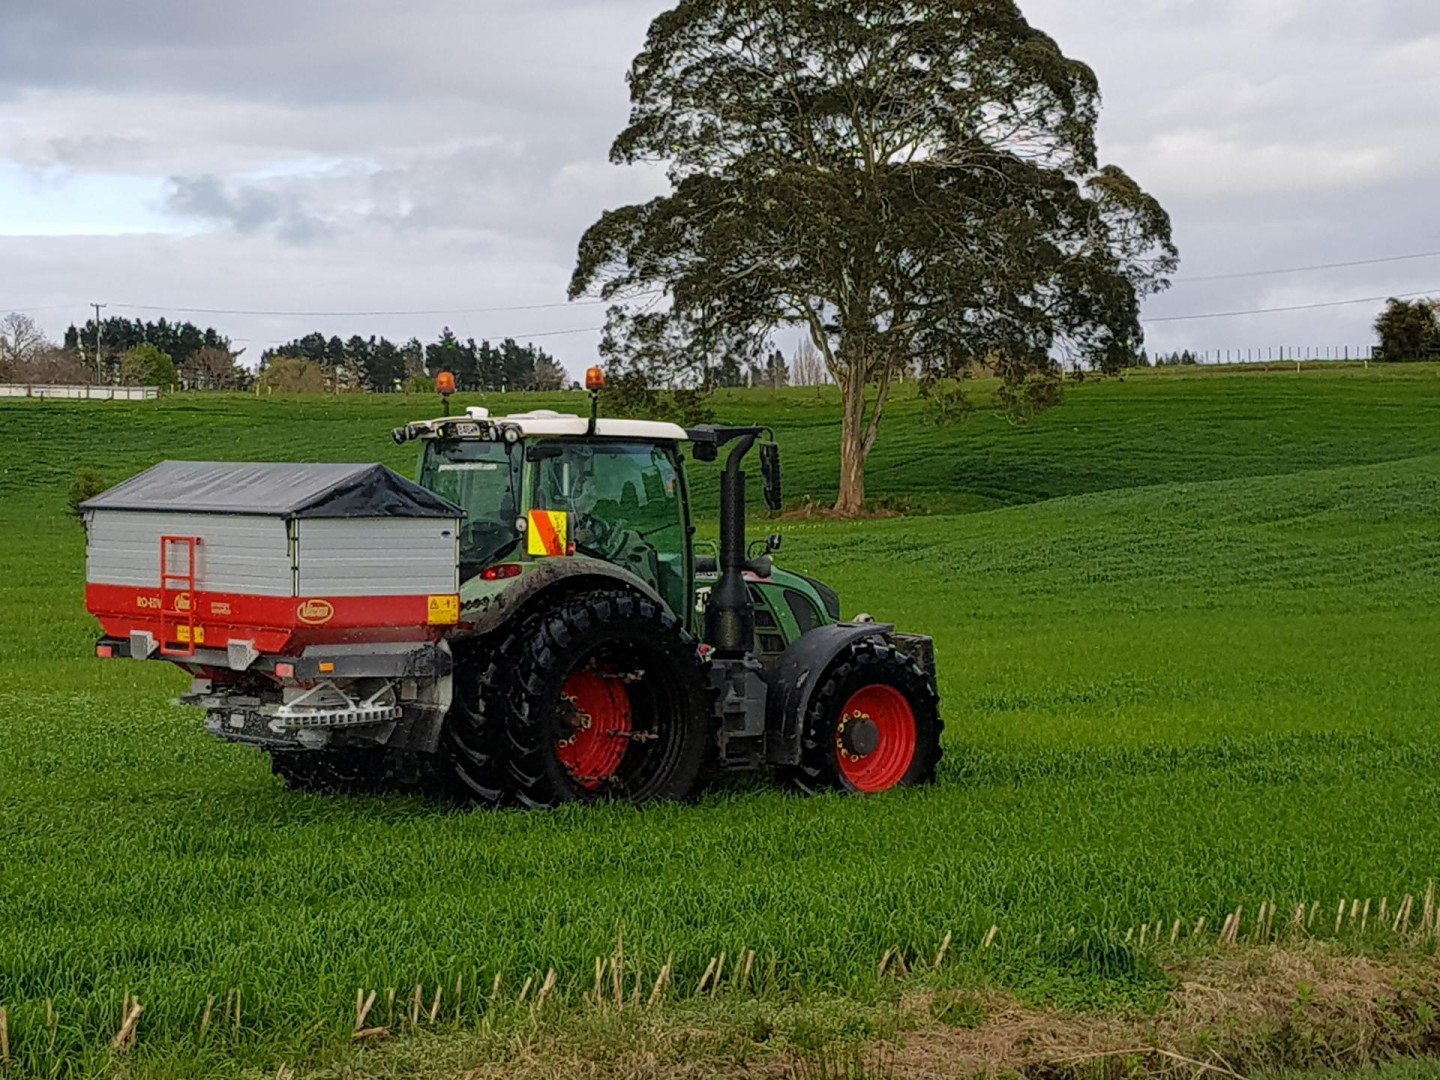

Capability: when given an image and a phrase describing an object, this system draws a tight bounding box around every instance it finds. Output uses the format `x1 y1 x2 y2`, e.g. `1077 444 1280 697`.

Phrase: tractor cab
392 397 833 674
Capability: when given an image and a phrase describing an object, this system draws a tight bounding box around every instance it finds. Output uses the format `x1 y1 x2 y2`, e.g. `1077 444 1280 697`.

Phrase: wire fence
1153 345 1378 366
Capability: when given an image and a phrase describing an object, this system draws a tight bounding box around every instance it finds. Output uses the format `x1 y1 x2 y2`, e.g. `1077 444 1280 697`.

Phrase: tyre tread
789 638 943 795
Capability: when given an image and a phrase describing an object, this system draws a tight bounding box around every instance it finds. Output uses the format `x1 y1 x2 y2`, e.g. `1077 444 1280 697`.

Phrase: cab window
419 440 521 573
531 441 689 616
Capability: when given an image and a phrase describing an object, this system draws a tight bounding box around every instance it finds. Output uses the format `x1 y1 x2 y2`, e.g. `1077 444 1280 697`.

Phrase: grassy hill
4 362 1439 512
2 365 1439 1078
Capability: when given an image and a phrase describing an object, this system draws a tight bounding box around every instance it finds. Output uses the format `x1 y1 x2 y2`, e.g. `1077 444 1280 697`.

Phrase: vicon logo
296 599 335 625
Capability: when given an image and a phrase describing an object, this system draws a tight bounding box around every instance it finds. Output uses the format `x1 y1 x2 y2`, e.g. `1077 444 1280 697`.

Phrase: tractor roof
401 408 689 443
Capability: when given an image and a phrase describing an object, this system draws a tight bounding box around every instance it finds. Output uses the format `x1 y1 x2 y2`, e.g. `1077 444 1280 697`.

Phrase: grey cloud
1107 0 1440 48
159 136 665 264
0 0 659 123
165 174 332 244
166 175 277 232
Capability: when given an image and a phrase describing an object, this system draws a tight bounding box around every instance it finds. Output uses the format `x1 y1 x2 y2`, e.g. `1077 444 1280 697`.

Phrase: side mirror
747 534 784 560
760 442 782 512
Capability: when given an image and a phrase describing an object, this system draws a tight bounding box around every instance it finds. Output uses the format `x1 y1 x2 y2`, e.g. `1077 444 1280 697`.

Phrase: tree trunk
834 368 868 516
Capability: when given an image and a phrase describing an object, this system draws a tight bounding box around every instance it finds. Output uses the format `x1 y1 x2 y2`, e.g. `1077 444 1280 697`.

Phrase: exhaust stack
706 433 758 657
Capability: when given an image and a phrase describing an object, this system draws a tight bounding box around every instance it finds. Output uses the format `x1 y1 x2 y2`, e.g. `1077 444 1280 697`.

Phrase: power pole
91 303 107 385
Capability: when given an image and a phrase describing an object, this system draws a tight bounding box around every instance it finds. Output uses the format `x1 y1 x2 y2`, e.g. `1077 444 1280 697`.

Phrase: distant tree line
64 317 246 388
14 294 1432 403
1115 348 1213 367
0 313 576 395
257 329 570 394
0 313 250 390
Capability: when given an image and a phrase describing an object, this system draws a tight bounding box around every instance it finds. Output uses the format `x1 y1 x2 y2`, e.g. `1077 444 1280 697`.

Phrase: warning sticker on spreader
527 510 569 557
428 595 460 626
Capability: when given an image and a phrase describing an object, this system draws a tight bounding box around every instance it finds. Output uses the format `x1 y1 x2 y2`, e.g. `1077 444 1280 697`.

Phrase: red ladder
159 535 202 657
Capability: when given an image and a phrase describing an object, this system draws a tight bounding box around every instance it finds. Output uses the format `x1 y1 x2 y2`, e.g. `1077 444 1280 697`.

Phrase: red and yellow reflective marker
528 510 569 557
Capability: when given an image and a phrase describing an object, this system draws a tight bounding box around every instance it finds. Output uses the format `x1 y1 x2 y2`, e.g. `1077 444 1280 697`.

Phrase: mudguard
458 557 670 639
765 622 894 765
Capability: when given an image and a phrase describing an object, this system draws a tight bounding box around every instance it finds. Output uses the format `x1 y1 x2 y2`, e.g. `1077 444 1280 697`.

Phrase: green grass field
2 365 1440 1078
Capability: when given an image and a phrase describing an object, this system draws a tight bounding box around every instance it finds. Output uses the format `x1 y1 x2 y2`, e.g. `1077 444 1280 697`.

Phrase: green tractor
83 379 942 806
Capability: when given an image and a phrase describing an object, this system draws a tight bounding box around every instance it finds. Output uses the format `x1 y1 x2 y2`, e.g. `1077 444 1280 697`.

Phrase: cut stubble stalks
5 890 1437 1064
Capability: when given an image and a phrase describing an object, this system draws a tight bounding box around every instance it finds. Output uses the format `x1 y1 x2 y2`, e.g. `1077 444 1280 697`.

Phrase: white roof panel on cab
442 408 689 442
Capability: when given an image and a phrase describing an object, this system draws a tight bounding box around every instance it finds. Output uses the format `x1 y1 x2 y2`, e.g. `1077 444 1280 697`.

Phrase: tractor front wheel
788 639 942 795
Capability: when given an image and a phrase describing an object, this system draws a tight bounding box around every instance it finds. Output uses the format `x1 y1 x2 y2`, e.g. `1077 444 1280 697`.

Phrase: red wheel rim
835 684 917 793
556 669 632 790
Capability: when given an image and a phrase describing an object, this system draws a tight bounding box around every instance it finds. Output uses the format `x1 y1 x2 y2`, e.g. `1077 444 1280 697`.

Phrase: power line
1144 287 1440 324
467 325 605 341
1177 250 1440 284
18 258 1440 332
15 246 1440 313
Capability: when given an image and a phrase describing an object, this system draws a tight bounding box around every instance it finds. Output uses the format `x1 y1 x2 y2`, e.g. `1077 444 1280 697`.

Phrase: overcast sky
2 0 1438 373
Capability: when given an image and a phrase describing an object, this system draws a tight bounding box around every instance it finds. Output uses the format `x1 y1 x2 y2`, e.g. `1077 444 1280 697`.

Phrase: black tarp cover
81 461 463 519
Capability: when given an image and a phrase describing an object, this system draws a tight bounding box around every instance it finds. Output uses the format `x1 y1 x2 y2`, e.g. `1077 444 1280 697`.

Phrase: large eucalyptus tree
571 0 1177 514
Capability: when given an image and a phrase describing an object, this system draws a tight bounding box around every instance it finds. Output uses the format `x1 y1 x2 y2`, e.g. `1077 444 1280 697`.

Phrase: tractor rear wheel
787 639 942 795
494 588 714 808
440 641 512 807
